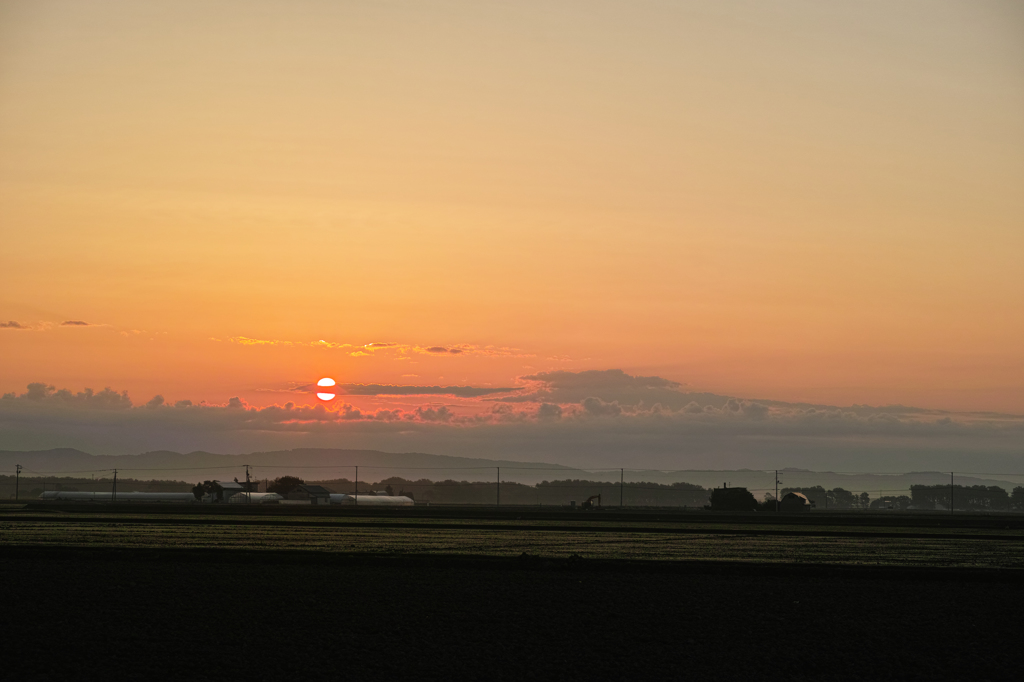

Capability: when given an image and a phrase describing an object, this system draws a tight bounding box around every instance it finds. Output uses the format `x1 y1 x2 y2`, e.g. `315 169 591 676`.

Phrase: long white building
38 491 197 503
329 494 414 506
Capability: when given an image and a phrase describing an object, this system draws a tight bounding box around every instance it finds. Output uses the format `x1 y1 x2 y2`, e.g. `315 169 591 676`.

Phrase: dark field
2 505 1023 680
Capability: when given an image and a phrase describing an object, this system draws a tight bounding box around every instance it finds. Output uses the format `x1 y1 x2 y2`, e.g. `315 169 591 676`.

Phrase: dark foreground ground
2 547 1022 682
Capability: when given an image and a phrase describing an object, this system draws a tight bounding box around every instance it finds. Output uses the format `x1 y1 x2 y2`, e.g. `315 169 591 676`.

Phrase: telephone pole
244 465 252 503
620 468 624 508
950 472 954 515
112 469 118 502
496 467 500 507
354 466 358 506
15 464 21 500
775 470 779 512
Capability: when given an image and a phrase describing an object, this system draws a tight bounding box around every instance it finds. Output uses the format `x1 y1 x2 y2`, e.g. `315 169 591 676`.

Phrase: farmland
2 504 1023 569
3 504 1022 680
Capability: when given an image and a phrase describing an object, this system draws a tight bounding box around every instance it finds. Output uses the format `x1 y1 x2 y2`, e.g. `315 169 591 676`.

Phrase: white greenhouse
38 491 197 503
329 494 414 506
226 492 284 504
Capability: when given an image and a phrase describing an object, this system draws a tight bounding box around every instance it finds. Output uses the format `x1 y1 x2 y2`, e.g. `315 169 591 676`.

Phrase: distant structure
38 491 196 503
210 480 246 503
779 492 811 512
288 485 333 505
227 492 283 504
330 494 414 506
708 484 758 511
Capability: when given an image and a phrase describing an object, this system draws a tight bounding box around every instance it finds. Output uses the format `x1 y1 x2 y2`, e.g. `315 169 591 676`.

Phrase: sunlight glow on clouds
2 371 1022 471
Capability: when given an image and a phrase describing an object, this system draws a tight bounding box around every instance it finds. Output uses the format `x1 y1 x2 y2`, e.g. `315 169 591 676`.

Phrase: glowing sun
316 377 336 401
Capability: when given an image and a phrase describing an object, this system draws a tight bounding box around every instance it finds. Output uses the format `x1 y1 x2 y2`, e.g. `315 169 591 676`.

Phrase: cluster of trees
309 476 710 507
911 485 1024 511
870 496 912 510
191 481 223 501
779 486 873 509
0 475 191 500
772 485 1024 511
266 476 304 496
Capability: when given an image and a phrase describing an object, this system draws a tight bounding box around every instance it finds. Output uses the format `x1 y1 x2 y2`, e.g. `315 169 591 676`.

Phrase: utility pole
15 464 21 500
354 466 358 506
620 468 624 508
112 469 118 502
244 465 252 503
496 467 500 507
950 472 954 515
775 470 779 512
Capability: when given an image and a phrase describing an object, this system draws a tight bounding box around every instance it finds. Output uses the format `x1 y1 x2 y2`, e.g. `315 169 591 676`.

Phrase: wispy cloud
60 320 94 326
229 336 306 347
424 346 462 354
223 336 534 358
0 321 28 329
285 382 519 398
343 383 519 398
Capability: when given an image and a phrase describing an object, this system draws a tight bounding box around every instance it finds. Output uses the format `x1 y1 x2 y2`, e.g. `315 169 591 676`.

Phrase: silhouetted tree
192 480 223 501
267 476 304 496
911 484 1011 511
828 488 857 509
1012 487 1024 511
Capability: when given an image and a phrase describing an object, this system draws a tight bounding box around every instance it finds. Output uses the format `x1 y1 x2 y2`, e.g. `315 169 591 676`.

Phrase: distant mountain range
0 448 1019 494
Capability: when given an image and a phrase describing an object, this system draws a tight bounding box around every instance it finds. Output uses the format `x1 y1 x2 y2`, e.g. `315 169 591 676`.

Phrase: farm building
329 494 414 506
779 492 811 511
288 484 333 505
38 491 196 503
206 480 246 503
708 485 758 511
226 492 284 504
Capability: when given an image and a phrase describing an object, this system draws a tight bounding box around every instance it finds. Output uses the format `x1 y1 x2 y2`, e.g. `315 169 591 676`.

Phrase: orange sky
2 0 1023 413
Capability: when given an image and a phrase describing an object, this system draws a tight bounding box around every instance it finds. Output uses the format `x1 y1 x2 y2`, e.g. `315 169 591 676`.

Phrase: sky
1 1 1022 469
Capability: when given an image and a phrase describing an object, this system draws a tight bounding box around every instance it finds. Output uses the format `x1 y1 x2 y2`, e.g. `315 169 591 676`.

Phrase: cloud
523 369 681 391
229 336 305 347
581 397 622 417
412 405 455 422
537 403 563 420
424 346 460 354
495 368 705 409
0 321 27 329
223 337 531 358
60 320 93 326
287 383 519 398
338 383 519 398
490 403 530 423
2 382 132 409
2 379 1023 472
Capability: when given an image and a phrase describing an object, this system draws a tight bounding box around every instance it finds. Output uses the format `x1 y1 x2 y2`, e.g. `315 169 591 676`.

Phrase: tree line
305 476 710 507
910 484 1024 511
